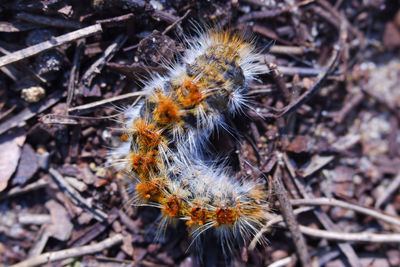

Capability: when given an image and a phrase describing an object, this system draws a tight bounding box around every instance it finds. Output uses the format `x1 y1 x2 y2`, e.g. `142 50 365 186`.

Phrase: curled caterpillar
108 28 268 255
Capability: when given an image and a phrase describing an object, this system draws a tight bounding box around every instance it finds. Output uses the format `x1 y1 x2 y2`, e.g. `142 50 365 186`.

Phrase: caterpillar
108 28 269 255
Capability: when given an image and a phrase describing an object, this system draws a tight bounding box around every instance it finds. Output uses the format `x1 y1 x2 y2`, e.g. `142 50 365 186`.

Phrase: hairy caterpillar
108 28 269 255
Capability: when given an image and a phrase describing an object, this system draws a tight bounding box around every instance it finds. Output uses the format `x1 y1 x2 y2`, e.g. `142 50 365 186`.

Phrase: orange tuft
129 150 158 174
120 133 129 142
163 196 181 217
153 93 182 125
135 180 161 200
178 80 203 108
186 204 207 227
133 118 162 149
215 206 239 225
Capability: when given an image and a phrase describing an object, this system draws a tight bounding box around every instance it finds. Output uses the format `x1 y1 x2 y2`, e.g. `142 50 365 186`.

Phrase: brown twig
49 168 108 221
272 166 311 266
0 24 102 68
0 90 65 135
0 45 48 84
79 34 127 90
151 10 179 24
276 66 341 77
252 24 292 45
15 12 83 29
0 179 48 200
66 40 84 112
375 172 400 209
162 9 191 35
283 154 361 267
0 104 17 121
331 92 364 123
277 44 342 118
267 62 291 102
18 214 51 225
96 13 135 25
0 21 37 32
238 9 284 23
68 209 119 248
11 234 123 267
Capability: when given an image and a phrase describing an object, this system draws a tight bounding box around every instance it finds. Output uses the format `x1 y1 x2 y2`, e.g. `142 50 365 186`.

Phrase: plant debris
0 0 399 266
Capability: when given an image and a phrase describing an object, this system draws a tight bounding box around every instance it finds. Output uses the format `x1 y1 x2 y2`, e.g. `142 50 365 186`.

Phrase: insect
108 27 269 256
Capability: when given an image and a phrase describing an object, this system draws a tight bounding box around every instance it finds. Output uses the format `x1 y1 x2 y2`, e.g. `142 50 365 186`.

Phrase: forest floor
0 0 400 266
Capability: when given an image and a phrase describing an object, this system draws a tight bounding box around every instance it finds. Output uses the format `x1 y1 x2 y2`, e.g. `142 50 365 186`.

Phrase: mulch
0 0 400 266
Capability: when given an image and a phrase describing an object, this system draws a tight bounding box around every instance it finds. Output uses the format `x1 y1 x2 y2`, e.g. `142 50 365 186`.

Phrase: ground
0 0 400 266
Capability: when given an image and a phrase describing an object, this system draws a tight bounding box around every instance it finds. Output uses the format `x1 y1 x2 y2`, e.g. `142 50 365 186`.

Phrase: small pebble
21 86 45 103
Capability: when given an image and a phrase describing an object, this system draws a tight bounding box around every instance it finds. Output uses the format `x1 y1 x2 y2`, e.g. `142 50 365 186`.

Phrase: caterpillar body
109 29 268 254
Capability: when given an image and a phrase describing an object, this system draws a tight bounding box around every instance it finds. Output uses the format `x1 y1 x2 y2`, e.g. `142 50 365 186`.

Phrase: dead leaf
0 130 26 191
45 200 73 241
13 144 39 185
286 136 312 153
121 233 134 256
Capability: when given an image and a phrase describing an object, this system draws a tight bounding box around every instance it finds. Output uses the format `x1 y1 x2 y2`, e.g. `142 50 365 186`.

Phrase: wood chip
298 154 335 178
45 200 73 241
12 144 39 185
0 129 26 191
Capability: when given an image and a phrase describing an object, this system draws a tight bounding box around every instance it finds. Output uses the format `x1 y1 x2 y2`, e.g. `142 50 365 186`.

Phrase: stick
0 90 65 135
272 166 311 266
79 34 127 89
375 172 400 208
0 179 48 200
49 168 108 221
0 24 102 68
162 9 191 35
249 207 314 250
68 91 146 112
11 234 123 267
66 40 84 111
269 45 310 55
267 256 293 267
283 154 361 267
299 226 400 243
15 12 83 29
277 44 342 118
290 198 400 227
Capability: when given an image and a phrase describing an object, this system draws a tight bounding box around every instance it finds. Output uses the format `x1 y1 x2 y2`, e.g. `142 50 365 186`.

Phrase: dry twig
0 24 102 68
68 91 146 112
11 234 123 267
375 172 400 208
0 179 48 200
0 90 65 135
249 207 313 250
49 168 108 221
79 34 127 90
272 166 311 266
15 12 83 29
291 197 400 227
162 9 191 35
299 226 400 243
284 154 361 267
